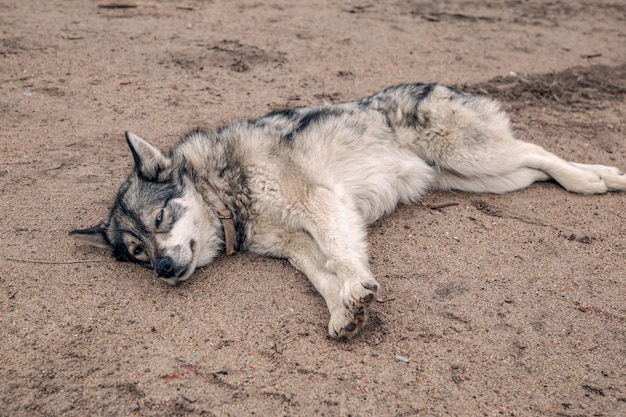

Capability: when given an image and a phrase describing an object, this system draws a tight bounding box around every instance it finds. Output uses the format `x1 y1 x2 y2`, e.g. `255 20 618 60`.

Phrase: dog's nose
156 256 175 278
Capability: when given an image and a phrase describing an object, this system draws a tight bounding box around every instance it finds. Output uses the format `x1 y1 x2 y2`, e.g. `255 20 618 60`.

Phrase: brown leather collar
217 209 236 256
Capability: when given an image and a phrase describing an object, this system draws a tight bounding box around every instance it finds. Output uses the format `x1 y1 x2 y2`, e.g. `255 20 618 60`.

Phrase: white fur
157 187 222 285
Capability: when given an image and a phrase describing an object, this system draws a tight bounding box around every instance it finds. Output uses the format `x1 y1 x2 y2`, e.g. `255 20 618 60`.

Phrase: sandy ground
1 1 625 416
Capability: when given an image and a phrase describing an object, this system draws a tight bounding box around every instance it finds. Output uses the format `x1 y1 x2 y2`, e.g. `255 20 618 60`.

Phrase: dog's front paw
342 278 379 308
328 280 379 339
328 304 367 339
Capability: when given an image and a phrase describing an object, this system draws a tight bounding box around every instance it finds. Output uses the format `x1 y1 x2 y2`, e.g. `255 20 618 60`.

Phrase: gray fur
70 83 626 339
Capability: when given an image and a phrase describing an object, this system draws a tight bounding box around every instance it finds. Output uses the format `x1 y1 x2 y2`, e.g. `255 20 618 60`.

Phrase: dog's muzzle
155 257 190 285
156 256 176 278
155 240 196 285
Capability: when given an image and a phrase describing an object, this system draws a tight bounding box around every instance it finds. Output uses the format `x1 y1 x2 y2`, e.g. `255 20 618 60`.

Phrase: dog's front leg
248 224 372 338
280 230 376 339
282 186 380 338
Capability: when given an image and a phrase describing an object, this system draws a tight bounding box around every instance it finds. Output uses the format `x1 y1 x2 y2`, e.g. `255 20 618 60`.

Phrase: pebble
395 354 410 363
182 393 196 403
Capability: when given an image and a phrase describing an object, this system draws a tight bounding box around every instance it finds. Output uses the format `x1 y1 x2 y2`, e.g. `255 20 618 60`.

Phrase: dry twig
97 2 156 9
421 201 459 210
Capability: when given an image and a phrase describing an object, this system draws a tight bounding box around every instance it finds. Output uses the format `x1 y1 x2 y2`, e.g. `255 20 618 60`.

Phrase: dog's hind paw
591 165 626 191
569 163 626 193
328 280 379 339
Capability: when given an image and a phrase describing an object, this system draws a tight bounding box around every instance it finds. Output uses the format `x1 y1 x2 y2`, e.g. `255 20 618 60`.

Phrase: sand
1 1 625 415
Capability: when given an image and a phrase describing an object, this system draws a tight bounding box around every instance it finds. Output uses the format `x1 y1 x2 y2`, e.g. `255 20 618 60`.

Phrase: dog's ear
125 131 172 181
68 224 112 249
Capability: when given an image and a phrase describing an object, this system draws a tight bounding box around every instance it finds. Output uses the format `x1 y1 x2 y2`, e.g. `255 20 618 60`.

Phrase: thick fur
70 83 626 339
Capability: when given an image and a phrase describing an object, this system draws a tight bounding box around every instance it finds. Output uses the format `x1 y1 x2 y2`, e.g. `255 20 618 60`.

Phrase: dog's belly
331 148 435 224
292 139 434 224
279 110 435 224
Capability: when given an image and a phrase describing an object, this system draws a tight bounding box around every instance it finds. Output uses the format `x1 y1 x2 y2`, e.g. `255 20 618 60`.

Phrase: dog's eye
155 209 164 227
132 245 144 256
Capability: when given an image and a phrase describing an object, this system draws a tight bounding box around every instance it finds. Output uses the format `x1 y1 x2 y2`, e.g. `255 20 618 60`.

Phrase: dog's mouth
158 240 197 286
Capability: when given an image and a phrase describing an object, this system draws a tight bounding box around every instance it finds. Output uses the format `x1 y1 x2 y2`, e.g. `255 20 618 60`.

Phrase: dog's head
69 132 223 285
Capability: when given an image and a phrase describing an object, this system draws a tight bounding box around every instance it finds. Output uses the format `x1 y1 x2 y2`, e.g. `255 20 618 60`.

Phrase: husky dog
70 83 626 338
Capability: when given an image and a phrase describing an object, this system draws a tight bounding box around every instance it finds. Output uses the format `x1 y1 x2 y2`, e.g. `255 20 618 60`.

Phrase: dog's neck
193 180 238 256
178 154 242 256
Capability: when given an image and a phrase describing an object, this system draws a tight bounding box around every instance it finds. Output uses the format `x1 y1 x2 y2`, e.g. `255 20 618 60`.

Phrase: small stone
395 354 410 363
182 393 196 403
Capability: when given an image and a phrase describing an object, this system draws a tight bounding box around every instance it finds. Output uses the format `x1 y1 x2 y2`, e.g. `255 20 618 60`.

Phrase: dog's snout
156 256 175 278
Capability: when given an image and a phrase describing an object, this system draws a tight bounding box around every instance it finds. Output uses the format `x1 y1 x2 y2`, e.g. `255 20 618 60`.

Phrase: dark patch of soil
461 63 626 111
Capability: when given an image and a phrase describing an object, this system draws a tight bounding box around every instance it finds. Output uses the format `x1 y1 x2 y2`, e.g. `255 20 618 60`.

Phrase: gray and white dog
70 83 626 338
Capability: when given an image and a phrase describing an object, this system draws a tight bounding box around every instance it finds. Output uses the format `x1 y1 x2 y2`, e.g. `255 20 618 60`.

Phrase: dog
70 83 626 339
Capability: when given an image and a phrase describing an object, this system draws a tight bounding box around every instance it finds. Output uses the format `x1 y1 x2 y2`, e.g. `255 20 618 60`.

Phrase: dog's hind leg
403 86 625 194
520 144 626 193
433 140 625 194
433 164 552 194
495 141 624 193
